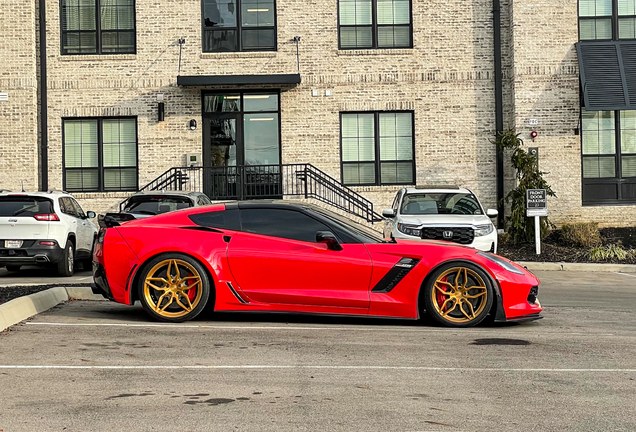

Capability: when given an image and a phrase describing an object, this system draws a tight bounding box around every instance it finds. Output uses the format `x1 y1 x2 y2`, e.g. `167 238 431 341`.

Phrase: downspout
39 0 48 191
493 0 504 228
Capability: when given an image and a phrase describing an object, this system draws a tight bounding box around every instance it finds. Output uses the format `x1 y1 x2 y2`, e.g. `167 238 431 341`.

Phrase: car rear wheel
138 254 210 323
423 262 493 328
6 265 21 272
57 241 74 277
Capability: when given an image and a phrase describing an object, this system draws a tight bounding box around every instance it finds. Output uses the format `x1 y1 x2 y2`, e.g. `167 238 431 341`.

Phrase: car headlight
397 223 422 237
477 252 525 275
474 224 494 237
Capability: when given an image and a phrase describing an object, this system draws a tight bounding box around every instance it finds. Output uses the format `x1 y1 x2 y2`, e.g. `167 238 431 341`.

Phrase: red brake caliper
436 276 449 311
186 272 197 301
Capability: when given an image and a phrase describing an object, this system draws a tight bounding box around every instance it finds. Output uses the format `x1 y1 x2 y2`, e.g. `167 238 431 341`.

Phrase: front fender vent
371 258 420 293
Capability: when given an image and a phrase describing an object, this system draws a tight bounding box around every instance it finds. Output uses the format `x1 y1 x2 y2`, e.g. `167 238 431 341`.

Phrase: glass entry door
202 92 281 199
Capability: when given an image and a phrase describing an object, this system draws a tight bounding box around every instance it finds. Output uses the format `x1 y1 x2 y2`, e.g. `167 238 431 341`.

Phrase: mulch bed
498 227 636 264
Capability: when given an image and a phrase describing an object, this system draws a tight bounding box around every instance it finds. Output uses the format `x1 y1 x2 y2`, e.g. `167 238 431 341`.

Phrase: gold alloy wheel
431 267 489 324
143 259 203 319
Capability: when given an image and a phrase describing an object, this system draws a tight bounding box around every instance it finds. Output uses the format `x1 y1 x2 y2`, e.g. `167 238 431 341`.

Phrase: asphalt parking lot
1 270 635 432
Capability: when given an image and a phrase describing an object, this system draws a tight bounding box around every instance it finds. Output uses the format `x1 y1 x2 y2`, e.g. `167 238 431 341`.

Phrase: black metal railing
138 164 383 223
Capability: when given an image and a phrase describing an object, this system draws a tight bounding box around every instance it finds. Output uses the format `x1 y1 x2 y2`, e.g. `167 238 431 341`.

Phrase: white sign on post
526 189 547 255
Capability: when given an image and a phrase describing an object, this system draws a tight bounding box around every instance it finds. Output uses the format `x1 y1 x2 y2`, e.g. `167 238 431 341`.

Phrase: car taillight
34 213 60 221
39 241 56 246
96 228 107 245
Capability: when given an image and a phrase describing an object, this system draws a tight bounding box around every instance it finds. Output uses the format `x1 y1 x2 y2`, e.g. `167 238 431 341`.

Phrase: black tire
422 262 494 328
6 265 21 272
82 236 97 271
57 241 75 277
137 253 211 323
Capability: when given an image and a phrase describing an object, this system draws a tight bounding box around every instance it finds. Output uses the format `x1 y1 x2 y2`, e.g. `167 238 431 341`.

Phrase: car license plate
5 240 23 248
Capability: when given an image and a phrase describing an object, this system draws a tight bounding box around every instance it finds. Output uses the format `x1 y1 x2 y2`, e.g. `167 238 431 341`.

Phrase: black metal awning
576 41 636 111
177 74 301 87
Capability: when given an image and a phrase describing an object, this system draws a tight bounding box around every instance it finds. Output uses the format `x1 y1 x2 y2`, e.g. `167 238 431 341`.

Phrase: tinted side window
392 191 402 212
60 197 77 217
70 198 86 218
189 209 241 231
240 209 331 243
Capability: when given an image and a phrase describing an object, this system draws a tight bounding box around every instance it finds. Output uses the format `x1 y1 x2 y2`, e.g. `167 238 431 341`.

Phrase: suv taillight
34 213 60 221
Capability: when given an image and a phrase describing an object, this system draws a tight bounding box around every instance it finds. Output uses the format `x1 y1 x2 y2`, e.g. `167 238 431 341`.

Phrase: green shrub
560 222 601 248
587 245 628 261
494 129 556 245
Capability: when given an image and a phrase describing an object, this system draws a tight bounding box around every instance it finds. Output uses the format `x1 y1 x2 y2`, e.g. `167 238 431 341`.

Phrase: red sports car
92 201 542 327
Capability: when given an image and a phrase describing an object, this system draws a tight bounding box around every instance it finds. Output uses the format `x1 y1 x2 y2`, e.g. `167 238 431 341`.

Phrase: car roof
233 200 330 212
128 191 203 198
0 191 72 199
403 186 472 194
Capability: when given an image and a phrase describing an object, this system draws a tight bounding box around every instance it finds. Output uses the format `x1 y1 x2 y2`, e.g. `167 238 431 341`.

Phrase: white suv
0 191 98 276
383 186 499 253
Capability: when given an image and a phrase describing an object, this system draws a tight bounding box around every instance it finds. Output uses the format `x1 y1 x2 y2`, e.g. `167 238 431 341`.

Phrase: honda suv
0 191 98 276
383 186 499 253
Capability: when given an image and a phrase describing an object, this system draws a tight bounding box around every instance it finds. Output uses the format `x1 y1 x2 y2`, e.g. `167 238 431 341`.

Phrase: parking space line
24 322 620 336
615 272 636 278
0 365 634 372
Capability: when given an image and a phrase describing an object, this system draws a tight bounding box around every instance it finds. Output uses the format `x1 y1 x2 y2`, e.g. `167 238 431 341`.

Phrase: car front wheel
138 254 210 323
423 262 494 327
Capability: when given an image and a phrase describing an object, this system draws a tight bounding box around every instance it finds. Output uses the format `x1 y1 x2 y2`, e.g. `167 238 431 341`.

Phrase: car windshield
124 196 193 215
308 206 383 243
401 193 483 215
0 196 54 217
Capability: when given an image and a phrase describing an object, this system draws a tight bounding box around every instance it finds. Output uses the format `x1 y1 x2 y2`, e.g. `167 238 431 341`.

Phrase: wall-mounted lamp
574 117 581 136
530 130 538 140
158 102 165 122
189 119 197 130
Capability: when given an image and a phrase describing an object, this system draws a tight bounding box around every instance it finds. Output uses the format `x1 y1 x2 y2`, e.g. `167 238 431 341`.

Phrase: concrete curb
517 261 636 273
0 287 105 332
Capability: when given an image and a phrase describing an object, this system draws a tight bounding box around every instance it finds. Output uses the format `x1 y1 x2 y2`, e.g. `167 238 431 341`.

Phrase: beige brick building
1 0 634 226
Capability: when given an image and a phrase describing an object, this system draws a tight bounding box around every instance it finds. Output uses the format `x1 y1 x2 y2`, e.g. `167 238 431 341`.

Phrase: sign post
526 189 547 255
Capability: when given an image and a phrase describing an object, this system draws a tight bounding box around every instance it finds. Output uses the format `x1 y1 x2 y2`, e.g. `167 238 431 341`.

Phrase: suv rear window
0 196 54 217
123 195 193 215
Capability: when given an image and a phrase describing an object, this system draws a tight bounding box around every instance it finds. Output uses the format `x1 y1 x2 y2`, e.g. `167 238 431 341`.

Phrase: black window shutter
577 42 629 110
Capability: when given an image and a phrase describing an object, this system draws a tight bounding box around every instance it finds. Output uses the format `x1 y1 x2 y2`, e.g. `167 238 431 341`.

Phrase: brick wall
2 0 635 226
0 0 39 192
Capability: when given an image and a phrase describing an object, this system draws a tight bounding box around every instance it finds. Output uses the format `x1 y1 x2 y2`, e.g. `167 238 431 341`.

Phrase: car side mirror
486 209 498 218
86 211 96 219
382 209 396 218
316 231 343 251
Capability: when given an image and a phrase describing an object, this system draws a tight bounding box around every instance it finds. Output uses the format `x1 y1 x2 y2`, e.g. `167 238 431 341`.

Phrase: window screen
339 0 411 49
63 117 138 192
61 0 136 55
341 111 414 186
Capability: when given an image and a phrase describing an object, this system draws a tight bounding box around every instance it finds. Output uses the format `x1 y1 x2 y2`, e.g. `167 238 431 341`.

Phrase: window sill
58 54 137 61
68 191 136 199
337 49 413 56
200 52 277 59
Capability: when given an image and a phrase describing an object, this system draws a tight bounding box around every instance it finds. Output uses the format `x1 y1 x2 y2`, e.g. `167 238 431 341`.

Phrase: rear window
123 195 193 215
0 196 54 217
189 209 240 231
